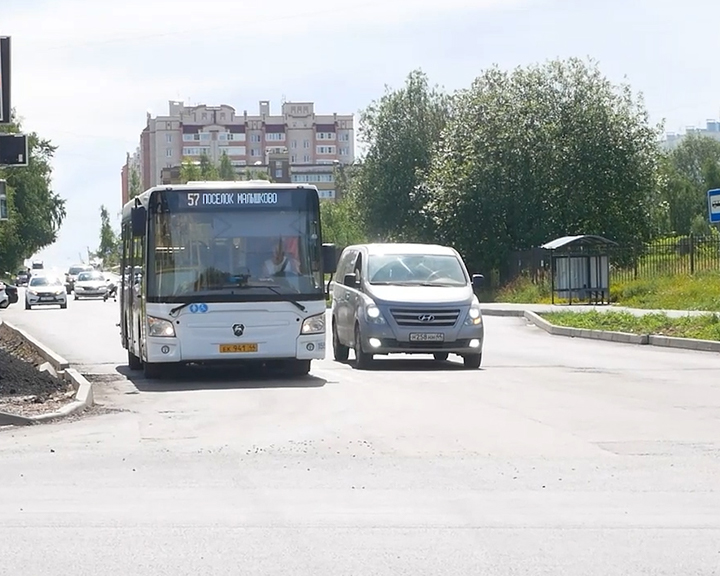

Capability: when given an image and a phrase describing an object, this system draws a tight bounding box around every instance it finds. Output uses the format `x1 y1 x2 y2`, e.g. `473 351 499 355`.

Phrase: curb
1 320 70 371
522 310 720 353
0 319 95 427
479 308 525 317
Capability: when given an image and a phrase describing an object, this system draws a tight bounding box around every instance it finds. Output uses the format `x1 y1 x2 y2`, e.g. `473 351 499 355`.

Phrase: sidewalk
479 302 714 318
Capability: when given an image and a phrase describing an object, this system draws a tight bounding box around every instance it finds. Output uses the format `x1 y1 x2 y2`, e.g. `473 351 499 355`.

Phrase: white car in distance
25 275 68 309
73 270 109 300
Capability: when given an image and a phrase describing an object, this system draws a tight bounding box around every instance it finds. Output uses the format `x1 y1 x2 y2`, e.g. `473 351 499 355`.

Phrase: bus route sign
708 189 720 224
183 190 294 210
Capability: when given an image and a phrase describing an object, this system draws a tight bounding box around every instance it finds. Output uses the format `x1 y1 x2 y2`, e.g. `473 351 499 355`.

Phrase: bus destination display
183 190 295 209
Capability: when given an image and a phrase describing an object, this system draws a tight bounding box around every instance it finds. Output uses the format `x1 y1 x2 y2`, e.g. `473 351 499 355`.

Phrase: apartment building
663 119 720 150
121 99 355 205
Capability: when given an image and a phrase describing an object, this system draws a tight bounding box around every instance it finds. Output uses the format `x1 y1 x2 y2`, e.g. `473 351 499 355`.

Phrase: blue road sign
708 189 720 224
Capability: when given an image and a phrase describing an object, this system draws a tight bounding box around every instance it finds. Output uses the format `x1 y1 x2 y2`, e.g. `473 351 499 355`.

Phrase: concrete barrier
0 318 94 426
521 310 717 353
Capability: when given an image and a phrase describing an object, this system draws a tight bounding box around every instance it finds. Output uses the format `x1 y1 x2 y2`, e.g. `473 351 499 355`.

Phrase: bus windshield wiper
169 301 196 316
168 285 306 313
240 284 306 312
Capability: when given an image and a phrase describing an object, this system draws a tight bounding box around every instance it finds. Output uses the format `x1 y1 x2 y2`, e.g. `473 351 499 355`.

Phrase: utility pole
0 36 30 224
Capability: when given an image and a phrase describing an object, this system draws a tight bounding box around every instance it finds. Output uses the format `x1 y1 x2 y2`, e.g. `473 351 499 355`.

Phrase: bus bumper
144 334 326 364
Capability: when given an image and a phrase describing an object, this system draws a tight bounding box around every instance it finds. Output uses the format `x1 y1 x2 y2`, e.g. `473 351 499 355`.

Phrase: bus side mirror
131 206 146 237
322 243 337 274
472 274 484 290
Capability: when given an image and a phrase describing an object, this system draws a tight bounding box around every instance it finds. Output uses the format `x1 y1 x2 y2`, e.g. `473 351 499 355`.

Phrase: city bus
119 181 337 379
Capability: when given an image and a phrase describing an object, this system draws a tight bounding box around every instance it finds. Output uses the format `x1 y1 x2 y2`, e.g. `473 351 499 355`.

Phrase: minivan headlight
148 316 176 337
301 313 325 334
365 303 386 324
465 304 483 326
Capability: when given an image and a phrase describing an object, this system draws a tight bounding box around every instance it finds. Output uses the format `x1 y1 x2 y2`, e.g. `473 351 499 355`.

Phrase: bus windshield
146 189 323 302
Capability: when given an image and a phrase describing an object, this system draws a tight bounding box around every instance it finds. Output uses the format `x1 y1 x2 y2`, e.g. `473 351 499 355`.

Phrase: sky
3 0 720 267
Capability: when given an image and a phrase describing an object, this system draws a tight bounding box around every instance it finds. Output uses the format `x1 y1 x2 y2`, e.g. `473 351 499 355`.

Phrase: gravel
0 322 75 416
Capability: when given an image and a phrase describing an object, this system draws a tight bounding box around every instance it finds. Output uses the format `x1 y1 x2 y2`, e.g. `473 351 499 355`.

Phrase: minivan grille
389 308 461 327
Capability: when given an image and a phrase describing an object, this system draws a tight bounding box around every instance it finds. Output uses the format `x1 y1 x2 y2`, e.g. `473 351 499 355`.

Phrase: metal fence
506 234 720 287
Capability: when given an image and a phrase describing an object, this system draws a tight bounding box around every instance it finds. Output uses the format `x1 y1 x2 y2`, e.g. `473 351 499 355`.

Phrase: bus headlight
301 313 325 335
148 316 176 337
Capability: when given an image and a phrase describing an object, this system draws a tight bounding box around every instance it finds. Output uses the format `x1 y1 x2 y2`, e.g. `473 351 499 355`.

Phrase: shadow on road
338 357 480 371
115 363 327 392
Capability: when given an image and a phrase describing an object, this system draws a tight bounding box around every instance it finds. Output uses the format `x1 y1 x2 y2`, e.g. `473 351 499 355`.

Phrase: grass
495 270 720 312
541 310 720 342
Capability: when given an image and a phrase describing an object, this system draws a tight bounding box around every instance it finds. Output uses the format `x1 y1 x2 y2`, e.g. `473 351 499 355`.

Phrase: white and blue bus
119 181 337 379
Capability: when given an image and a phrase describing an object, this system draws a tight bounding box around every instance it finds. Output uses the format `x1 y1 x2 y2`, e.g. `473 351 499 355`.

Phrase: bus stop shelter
541 235 617 305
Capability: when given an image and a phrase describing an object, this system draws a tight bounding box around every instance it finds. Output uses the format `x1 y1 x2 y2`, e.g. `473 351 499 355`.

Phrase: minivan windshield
367 253 468 286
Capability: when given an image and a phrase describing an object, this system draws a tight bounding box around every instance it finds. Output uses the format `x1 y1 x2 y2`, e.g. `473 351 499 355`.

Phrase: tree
129 166 142 199
96 204 119 267
425 57 662 276
320 164 366 247
199 154 219 180
218 153 236 181
353 69 450 241
180 158 201 183
242 168 270 181
656 134 720 235
0 114 66 273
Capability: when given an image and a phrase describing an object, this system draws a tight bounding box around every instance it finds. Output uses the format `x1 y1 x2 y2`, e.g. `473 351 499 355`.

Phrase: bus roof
122 181 319 218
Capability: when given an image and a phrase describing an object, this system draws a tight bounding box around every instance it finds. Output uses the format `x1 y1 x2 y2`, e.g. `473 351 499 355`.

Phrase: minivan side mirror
471 274 484 290
343 273 358 287
322 243 337 274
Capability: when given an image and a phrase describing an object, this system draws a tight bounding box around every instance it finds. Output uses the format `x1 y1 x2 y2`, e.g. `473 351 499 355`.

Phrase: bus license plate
219 343 258 353
409 333 444 342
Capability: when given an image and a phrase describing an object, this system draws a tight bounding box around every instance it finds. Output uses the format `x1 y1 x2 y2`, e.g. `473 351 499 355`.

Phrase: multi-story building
663 119 720 150
121 99 355 205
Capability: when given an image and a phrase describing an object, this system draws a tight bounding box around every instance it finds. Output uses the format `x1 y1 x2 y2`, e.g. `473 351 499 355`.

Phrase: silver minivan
330 243 485 369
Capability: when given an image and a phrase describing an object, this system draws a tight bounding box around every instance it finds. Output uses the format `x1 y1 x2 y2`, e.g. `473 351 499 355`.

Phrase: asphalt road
1 291 719 575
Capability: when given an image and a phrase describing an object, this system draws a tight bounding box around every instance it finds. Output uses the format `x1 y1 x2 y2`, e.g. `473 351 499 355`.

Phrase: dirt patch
0 322 76 417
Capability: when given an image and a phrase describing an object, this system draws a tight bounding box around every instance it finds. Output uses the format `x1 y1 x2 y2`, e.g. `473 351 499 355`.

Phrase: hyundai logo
418 314 435 322
232 323 245 337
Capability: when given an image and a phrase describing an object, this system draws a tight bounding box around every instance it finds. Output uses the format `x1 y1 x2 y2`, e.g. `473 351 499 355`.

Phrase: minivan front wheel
354 325 373 369
332 322 349 362
463 353 482 369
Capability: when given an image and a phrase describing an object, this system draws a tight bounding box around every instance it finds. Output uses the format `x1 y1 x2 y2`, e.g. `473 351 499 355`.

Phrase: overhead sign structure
0 133 28 166
708 189 720 224
0 179 7 221
0 37 10 124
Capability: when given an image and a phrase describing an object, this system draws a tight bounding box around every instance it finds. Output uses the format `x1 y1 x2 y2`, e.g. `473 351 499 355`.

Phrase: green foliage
0 116 66 273
655 134 720 235
425 57 662 276
180 158 201 183
95 205 120 267
128 166 142 199
495 275 553 304
218 153 236 180
542 310 720 341
320 195 366 247
354 69 450 241
180 155 270 183
199 154 219 180
610 270 720 311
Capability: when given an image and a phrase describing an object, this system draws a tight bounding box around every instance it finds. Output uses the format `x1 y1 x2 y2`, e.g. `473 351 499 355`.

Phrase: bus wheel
127 350 142 370
286 359 311 377
143 362 165 379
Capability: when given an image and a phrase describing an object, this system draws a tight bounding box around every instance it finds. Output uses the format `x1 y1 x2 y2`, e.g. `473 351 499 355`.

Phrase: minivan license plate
409 333 444 342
